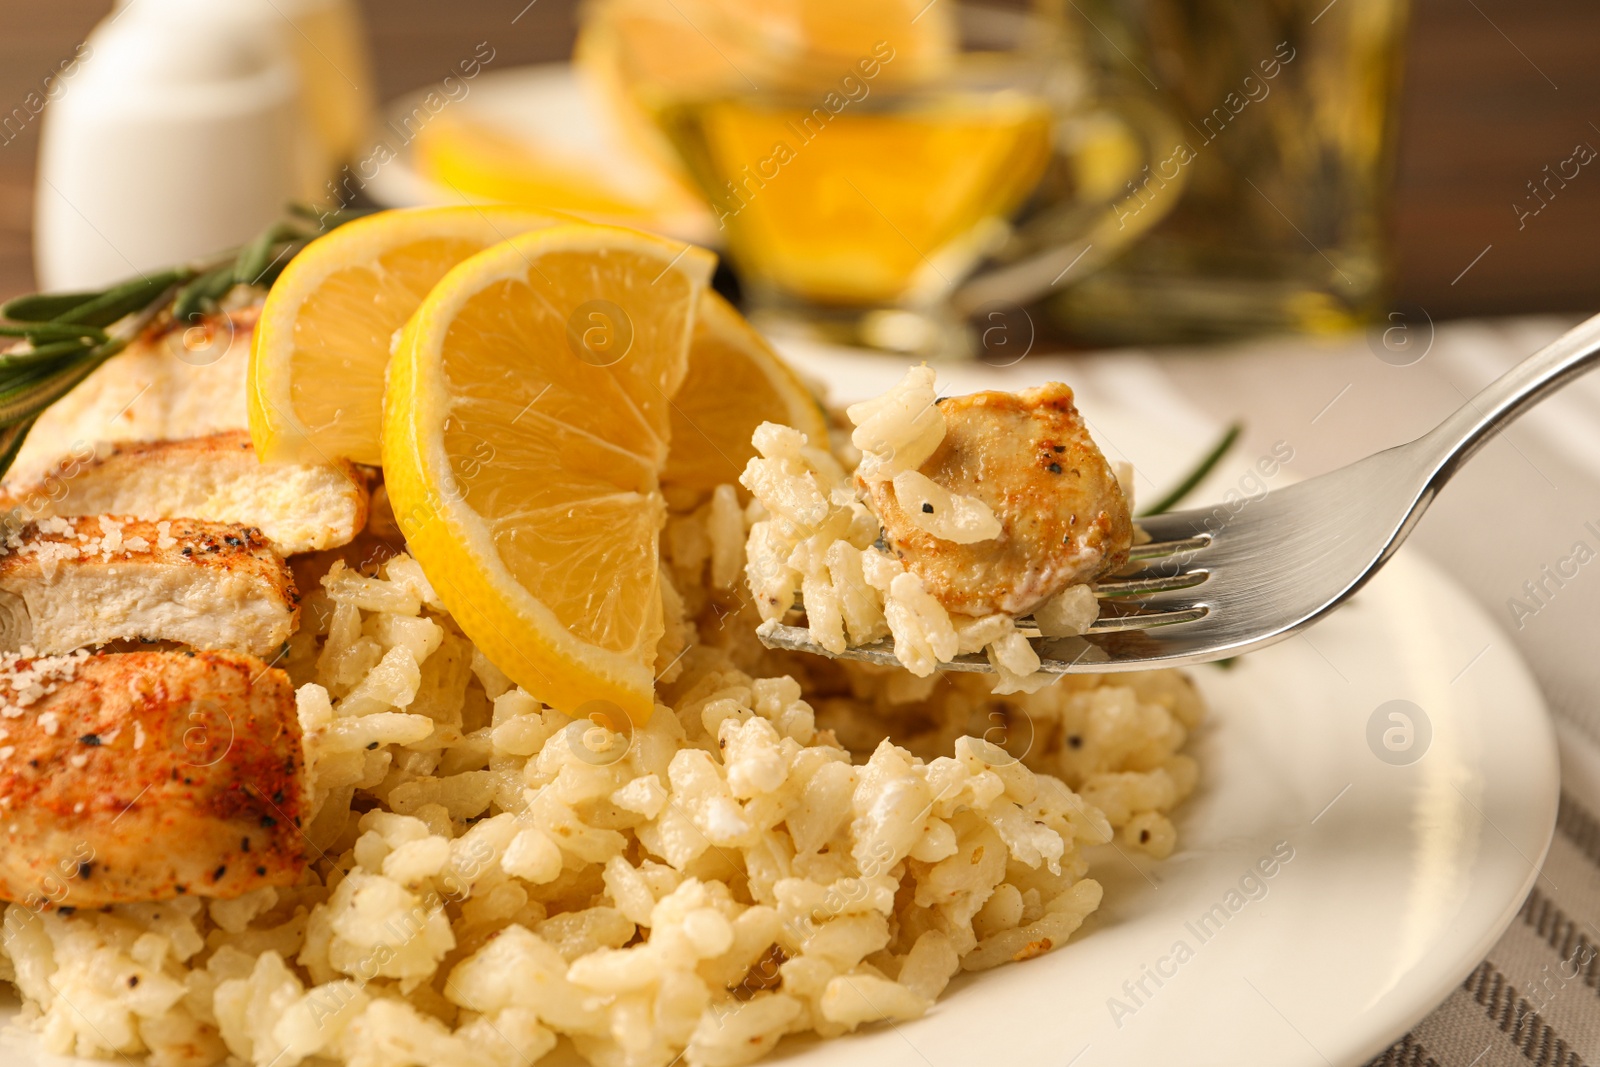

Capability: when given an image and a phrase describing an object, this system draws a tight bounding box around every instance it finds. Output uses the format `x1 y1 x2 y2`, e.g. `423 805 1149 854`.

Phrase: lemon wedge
382 224 714 723
662 289 827 507
249 205 563 466
579 0 956 98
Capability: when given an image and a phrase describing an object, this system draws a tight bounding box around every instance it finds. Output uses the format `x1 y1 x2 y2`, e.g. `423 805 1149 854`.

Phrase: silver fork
757 311 1600 674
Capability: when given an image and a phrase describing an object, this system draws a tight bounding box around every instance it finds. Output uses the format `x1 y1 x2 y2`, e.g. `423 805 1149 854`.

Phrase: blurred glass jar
581 0 1187 358
1041 0 1410 345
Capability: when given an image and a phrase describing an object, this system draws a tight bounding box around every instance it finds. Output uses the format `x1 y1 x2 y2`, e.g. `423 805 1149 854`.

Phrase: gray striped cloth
1366 790 1600 1067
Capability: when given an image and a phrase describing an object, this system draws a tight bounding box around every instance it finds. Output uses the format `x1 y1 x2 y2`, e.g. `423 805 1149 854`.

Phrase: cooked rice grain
0 547 1165 1067
1 368 1202 1067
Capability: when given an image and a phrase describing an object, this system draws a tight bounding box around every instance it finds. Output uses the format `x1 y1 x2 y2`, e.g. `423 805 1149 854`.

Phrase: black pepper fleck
79 734 101 746
77 861 92 879
256 866 268 877
1067 735 1082 749
1139 829 1151 843
1052 445 1065 453
213 865 226 881
365 741 379 750
259 815 277 828
241 837 251 853
1048 463 1063 474
181 547 193 557
127 976 139 988
921 502 934 514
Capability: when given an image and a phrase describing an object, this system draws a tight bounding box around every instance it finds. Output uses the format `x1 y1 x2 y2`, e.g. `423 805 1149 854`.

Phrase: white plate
764 345 1560 1066
0 350 1558 1067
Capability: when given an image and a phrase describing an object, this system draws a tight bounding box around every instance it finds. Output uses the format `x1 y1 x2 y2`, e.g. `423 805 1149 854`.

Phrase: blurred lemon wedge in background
413 112 695 223
403 67 712 241
578 0 956 98
663 289 827 508
382 224 714 723
248 205 563 466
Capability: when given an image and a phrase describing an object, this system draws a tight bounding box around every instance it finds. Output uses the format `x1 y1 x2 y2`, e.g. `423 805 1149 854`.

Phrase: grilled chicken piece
0 431 369 555
0 516 298 656
862 383 1132 616
9 307 255 484
0 649 305 907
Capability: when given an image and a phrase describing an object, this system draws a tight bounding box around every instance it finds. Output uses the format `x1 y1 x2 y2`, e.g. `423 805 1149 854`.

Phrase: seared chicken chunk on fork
0 649 305 907
1 431 370 555
0 516 299 657
861 382 1133 617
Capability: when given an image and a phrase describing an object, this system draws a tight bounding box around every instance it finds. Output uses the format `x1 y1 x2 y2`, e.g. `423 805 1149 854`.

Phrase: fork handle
1417 310 1600 481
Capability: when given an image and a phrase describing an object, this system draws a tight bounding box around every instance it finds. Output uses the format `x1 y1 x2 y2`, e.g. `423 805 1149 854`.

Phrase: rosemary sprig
1138 421 1243 517
0 207 367 483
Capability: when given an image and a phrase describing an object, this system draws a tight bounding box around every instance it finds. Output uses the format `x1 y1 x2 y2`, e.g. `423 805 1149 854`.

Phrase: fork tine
1133 502 1211 535
1086 605 1208 633
1127 535 1210 561
755 602 1209 670
1093 569 1210 597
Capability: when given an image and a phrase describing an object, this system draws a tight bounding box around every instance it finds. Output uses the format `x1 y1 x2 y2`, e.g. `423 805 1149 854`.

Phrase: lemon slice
383 224 715 722
662 289 827 508
249 205 564 466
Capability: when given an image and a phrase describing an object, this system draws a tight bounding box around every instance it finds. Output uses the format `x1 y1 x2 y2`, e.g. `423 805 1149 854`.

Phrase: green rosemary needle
0 322 109 344
1138 421 1244 517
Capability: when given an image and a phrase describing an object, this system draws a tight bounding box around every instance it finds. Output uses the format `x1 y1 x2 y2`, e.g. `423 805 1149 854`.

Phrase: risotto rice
0 456 1201 1067
741 367 1128 691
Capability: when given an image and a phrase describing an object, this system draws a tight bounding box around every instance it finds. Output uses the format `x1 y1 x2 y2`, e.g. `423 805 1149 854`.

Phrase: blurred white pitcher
35 0 372 291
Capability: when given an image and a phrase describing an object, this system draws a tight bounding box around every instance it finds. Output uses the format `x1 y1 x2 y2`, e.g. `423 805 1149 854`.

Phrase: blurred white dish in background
363 64 716 246
36 0 373 291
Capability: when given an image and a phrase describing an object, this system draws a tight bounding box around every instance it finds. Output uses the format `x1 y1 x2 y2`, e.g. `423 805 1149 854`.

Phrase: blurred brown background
1 0 1596 321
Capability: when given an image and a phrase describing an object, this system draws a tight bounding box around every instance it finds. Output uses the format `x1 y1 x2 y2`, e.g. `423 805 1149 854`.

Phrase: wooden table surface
0 0 1596 324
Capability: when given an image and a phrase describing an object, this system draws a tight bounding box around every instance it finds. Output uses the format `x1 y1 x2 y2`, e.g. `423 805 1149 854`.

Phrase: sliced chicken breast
863 383 1133 616
1 431 370 555
0 516 298 656
0 649 305 907
9 307 255 484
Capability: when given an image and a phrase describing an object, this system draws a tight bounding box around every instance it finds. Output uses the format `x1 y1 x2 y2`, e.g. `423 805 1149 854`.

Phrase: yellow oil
659 91 1053 305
